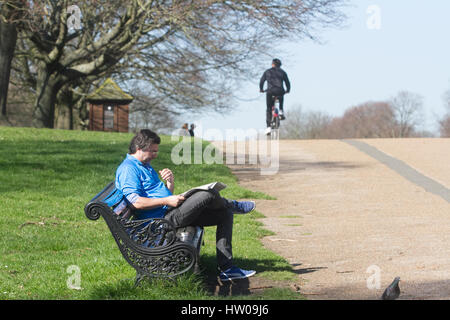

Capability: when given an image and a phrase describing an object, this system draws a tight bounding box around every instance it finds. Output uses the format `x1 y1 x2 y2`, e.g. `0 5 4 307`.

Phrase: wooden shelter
87 78 134 132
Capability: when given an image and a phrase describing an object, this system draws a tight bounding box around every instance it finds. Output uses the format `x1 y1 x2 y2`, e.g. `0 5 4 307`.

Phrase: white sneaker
219 266 256 281
265 127 271 135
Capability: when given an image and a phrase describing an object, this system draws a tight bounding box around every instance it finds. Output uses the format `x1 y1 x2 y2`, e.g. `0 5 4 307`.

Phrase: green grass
0 126 300 300
279 215 303 219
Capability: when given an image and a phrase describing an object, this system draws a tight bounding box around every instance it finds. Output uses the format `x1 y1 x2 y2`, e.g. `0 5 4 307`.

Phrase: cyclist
259 58 291 135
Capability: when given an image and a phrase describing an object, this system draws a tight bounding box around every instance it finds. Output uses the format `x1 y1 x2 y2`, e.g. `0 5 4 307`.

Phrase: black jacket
259 67 291 93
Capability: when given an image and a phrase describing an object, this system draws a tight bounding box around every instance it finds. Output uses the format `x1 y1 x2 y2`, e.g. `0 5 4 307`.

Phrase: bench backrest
91 182 120 205
89 181 132 219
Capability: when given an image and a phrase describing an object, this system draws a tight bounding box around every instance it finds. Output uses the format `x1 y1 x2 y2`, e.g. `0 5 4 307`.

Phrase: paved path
213 138 450 299
343 140 450 203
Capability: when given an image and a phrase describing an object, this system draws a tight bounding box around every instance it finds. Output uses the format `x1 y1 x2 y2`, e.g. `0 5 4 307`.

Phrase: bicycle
270 96 281 129
262 90 282 139
269 96 281 139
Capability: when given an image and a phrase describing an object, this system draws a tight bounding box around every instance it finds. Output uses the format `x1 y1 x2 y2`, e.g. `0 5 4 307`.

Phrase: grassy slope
0 126 299 300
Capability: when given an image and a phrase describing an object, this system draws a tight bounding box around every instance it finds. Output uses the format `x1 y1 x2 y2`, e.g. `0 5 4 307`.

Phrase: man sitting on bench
115 129 257 282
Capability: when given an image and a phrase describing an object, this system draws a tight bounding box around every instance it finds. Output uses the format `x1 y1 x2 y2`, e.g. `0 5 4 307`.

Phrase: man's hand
165 195 185 207
159 168 175 193
159 168 174 183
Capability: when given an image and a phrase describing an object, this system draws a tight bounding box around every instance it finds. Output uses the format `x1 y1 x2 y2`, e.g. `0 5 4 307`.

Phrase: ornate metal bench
84 182 204 285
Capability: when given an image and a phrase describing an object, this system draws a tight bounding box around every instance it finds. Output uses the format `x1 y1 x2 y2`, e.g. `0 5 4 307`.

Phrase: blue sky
190 0 450 140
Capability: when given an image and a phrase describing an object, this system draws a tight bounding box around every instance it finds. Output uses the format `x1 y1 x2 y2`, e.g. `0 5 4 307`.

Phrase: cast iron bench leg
134 272 145 288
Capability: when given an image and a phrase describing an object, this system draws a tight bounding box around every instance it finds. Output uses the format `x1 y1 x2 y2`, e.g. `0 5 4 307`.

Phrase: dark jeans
164 190 234 271
266 87 285 127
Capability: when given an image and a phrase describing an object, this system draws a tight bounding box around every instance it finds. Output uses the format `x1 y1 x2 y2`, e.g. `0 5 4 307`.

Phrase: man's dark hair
272 58 282 68
129 129 161 154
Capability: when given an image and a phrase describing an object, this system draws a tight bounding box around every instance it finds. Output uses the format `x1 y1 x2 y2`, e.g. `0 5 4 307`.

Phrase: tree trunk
55 85 91 130
54 103 73 130
0 20 18 116
73 98 89 130
32 68 63 128
55 88 74 130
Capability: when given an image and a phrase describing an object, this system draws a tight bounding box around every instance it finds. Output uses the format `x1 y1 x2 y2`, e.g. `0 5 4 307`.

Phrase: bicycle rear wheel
274 116 280 129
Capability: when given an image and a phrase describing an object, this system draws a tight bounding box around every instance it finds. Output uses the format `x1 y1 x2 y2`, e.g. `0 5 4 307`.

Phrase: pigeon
381 276 401 300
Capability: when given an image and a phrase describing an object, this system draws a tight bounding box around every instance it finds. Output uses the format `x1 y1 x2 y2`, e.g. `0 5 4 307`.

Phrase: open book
181 182 227 198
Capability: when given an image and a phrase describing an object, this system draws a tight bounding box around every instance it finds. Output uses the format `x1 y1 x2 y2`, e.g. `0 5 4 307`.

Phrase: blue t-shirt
115 154 172 219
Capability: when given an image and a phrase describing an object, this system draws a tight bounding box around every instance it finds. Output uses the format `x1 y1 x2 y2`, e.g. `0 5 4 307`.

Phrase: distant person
178 123 190 136
189 124 195 137
114 129 257 281
259 58 291 135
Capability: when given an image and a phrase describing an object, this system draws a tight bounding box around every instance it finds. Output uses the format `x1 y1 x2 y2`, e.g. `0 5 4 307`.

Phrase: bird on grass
381 277 401 300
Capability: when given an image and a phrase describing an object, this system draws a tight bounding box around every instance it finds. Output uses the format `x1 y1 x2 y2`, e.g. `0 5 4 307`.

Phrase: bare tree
439 117 450 137
280 105 332 139
128 88 180 134
444 89 450 112
0 68 34 126
281 98 432 140
321 101 397 139
0 0 26 117
439 89 450 137
303 111 333 139
2 0 348 129
389 91 424 137
280 101 400 139
279 105 304 139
